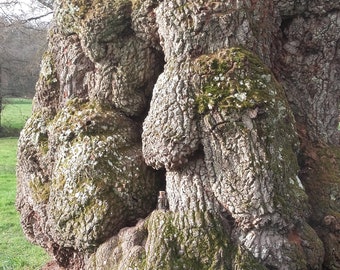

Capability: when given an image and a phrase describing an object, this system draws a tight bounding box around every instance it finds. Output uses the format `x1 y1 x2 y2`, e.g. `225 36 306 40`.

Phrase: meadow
0 98 50 269
0 98 33 137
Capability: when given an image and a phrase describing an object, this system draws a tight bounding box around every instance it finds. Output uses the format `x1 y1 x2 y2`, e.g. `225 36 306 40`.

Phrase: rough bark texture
17 0 339 269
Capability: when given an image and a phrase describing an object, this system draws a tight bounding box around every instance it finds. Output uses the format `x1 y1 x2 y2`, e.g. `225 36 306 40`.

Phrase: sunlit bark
17 1 339 269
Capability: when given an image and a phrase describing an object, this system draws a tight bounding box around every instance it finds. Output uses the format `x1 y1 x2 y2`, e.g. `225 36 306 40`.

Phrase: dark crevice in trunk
127 49 165 124
155 168 167 192
279 16 294 41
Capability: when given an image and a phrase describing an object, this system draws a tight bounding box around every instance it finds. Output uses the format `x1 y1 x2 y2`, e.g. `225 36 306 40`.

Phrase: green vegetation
142 210 265 269
194 47 273 114
0 98 50 269
145 210 234 269
0 98 33 137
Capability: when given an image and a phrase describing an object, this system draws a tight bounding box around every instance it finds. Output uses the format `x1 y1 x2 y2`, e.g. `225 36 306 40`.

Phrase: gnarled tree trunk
17 0 339 269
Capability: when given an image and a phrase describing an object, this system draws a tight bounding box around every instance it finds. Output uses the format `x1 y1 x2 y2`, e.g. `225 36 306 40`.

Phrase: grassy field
0 98 33 137
0 98 50 269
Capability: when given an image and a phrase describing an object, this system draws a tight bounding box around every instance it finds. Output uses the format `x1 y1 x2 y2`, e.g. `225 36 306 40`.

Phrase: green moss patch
145 210 233 269
44 99 159 251
233 246 267 270
56 0 132 37
194 47 274 114
145 210 266 269
29 178 51 204
301 145 340 221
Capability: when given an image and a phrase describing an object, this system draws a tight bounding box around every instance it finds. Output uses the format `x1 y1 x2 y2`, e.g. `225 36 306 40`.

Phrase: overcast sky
0 0 52 25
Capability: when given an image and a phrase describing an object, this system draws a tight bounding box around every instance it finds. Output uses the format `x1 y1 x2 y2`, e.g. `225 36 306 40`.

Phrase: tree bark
16 0 339 269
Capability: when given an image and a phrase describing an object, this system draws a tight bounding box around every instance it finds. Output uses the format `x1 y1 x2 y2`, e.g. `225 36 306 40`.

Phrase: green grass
0 98 33 137
0 98 50 270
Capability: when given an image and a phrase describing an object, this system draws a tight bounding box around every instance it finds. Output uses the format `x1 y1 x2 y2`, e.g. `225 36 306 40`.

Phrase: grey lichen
233 246 267 270
39 52 58 87
16 0 338 268
90 210 270 270
46 99 160 251
145 210 235 270
194 47 274 115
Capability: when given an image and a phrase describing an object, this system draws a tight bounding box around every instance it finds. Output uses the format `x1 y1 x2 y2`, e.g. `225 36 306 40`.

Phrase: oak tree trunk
16 0 339 269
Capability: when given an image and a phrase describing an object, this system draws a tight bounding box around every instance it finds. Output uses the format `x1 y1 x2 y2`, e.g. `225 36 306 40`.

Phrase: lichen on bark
47 100 160 252
16 0 339 269
194 47 275 114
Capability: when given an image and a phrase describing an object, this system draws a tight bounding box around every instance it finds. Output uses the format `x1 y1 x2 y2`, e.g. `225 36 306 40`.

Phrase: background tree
16 0 339 269
0 0 51 128
0 19 47 97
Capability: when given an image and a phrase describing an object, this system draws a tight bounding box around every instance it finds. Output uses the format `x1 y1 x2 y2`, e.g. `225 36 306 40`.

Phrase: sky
0 0 52 25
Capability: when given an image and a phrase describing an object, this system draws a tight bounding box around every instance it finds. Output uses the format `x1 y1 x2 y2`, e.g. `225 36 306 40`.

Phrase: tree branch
35 0 53 9
21 11 53 23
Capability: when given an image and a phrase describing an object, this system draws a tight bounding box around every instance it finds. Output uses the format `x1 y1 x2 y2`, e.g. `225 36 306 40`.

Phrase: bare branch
21 11 53 23
35 0 53 9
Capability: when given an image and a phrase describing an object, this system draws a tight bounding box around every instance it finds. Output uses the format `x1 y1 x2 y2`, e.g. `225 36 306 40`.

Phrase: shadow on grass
0 98 32 138
0 126 23 137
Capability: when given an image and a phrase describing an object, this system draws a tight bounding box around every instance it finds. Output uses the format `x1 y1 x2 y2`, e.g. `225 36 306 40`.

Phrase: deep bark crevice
279 16 294 41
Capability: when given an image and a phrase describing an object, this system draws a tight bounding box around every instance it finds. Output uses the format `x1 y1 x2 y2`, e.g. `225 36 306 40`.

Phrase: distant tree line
0 17 47 98
0 0 51 126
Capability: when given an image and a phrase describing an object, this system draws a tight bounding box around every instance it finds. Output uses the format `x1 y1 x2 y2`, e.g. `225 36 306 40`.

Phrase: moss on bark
194 47 273 114
144 210 266 270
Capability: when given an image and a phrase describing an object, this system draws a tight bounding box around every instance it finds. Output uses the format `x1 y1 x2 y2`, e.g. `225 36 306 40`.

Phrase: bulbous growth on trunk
17 0 339 269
